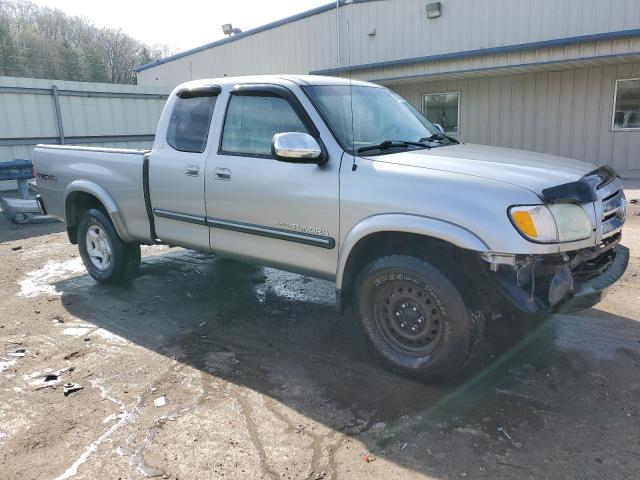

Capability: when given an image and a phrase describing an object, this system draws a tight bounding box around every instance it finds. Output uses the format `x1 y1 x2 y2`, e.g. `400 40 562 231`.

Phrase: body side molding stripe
152 208 335 249
206 216 335 249
153 208 207 226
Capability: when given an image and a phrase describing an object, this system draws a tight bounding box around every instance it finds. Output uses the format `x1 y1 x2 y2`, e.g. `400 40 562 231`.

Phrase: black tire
354 255 483 382
77 208 140 284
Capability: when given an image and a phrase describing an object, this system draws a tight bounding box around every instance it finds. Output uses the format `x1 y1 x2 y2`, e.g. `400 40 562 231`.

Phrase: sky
30 0 331 53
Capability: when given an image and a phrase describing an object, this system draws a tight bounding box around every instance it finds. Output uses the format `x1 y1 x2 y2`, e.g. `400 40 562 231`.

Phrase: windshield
304 85 448 154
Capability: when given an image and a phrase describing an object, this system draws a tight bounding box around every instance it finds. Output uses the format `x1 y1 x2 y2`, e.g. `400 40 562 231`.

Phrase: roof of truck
173 74 380 92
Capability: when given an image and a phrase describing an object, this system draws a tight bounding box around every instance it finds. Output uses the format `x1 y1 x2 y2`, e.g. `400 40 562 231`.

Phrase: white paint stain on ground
61 326 93 337
18 258 87 298
0 359 16 373
93 329 127 343
53 379 138 480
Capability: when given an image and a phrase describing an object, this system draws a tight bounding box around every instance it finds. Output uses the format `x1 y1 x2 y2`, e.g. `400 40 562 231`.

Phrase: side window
166 94 217 153
221 95 309 156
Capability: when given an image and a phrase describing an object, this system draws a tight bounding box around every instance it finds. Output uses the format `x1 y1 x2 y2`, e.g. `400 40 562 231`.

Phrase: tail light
31 163 36 179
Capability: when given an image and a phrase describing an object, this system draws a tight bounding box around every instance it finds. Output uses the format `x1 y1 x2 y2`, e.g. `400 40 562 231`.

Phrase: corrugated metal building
135 0 640 172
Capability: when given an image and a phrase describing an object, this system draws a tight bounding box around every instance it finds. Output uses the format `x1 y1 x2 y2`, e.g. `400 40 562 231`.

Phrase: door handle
185 165 200 177
214 167 232 181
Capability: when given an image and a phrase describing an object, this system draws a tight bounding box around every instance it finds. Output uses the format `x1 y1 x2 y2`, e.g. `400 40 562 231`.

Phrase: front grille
599 180 626 239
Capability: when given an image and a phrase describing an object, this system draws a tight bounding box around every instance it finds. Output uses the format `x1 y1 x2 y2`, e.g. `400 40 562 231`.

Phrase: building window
613 78 640 130
422 92 460 134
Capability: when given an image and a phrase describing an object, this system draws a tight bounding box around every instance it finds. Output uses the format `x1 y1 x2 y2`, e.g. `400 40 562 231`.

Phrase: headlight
509 204 592 243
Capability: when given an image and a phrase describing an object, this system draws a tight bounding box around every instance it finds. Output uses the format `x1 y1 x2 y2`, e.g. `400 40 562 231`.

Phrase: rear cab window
166 90 218 153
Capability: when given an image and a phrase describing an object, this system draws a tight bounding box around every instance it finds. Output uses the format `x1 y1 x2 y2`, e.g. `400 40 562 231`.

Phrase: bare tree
0 0 175 83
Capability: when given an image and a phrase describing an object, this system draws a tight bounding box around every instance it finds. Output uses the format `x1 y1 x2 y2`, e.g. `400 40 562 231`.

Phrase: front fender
64 180 133 242
335 213 489 289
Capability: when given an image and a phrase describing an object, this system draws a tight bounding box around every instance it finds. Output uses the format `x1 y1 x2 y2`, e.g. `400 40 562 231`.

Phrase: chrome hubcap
85 224 112 271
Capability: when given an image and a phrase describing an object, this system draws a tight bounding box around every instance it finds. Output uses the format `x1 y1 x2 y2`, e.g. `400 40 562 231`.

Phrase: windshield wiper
420 133 459 144
357 140 428 154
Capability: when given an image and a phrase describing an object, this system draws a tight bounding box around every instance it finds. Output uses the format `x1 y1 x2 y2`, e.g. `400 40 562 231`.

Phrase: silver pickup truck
34 75 629 381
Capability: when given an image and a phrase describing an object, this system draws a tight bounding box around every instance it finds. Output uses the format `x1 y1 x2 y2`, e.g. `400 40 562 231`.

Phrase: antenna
347 20 357 172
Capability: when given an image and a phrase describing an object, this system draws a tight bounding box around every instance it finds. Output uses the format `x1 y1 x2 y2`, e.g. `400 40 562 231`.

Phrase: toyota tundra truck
33 75 629 381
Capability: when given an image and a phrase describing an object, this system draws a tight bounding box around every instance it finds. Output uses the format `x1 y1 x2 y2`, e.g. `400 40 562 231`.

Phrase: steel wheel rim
374 281 443 357
85 223 112 271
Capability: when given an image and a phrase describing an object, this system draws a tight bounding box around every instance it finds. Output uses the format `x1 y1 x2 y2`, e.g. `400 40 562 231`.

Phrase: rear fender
64 180 133 242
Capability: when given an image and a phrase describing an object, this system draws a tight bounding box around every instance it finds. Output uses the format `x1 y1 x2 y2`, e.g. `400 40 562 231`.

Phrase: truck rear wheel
353 255 482 382
77 209 140 284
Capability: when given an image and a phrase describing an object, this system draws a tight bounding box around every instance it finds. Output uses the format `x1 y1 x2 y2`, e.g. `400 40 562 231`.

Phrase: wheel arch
336 214 489 311
64 180 132 244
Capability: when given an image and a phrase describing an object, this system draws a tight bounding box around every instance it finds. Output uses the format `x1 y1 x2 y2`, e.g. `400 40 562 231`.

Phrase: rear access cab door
148 85 220 250
205 82 342 279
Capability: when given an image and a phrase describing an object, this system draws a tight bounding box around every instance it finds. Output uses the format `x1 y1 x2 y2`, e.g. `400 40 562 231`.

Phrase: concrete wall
392 62 640 171
0 76 170 190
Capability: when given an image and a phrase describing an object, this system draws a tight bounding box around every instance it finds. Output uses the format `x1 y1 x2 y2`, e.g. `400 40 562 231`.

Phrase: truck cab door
205 83 340 279
148 86 220 250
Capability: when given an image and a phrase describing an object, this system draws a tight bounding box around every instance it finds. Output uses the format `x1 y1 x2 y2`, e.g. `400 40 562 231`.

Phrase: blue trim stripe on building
134 0 380 73
311 28 640 75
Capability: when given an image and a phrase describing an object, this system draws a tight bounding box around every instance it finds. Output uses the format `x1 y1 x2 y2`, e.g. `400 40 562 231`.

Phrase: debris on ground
400 442 408 452
153 396 166 407
11 244 22 251
630 198 638 204
198 322 206 327
7 348 26 357
497 426 522 448
63 382 83 396
362 453 376 463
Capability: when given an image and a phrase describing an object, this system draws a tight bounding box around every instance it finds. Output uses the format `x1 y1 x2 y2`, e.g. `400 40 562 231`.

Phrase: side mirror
433 123 445 135
271 132 326 165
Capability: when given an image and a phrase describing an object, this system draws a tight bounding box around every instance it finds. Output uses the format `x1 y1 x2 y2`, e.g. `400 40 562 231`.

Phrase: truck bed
33 144 153 243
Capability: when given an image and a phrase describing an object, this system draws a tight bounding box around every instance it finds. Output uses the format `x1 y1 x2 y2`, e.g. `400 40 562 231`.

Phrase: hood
367 143 595 197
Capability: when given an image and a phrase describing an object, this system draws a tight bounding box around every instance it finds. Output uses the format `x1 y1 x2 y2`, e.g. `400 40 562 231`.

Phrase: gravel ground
0 182 639 480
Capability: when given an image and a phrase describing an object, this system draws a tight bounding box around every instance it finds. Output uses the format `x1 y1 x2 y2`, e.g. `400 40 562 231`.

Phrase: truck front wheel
77 209 140 284
354 255 483 382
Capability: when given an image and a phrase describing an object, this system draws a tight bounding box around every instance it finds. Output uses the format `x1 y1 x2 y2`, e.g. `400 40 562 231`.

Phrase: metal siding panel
522 74 536 151
476 77 491 145
583 67 604 165
533 72 550 152
488 77 502 146
569 68 589 161
466 78 480 144
557 70 576 157
596 65 618 166
509 75 525 149
545 71 562 154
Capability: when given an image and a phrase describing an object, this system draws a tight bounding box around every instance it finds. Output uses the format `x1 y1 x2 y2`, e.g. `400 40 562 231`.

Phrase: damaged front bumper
482 238 630 315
